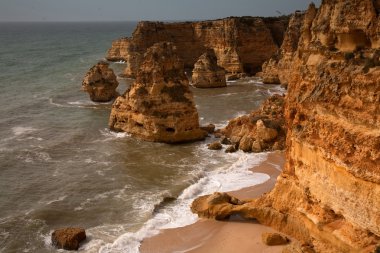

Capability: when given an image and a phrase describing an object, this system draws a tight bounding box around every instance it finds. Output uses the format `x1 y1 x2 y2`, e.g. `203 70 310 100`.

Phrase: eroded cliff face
109 42 207 143
106 17 289 78
261 6 315 84
192 1 380 252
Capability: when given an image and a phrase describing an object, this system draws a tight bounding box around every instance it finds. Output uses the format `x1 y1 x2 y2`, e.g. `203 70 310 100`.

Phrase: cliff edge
106 16 289 78
192 1 380 252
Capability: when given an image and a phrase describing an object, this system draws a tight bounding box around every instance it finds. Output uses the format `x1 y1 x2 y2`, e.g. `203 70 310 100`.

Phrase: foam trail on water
98 151 269 253
12 126 38 136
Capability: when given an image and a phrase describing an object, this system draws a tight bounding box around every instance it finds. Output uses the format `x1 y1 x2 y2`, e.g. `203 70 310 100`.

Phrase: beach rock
225 145 237 153
256 120 278 142
262 232 289 246
208 141 222 150
214 132 223 138
282 243 316 253
194 1 380 252
191 192 245 220
192 50 226 88
221 94 285 153
51 227 86 251
109 42 207 143
239 136 253 152
251 140 262 153
82 61 119 102
200 124 216 134
106 17 289 77
220 136 231 145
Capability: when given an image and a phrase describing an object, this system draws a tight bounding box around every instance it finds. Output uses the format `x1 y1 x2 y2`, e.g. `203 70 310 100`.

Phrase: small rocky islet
70 1 380 252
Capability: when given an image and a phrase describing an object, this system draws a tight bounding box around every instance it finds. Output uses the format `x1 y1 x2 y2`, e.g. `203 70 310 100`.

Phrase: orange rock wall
263 1 380 251
106 17 289 77
193 1 380 252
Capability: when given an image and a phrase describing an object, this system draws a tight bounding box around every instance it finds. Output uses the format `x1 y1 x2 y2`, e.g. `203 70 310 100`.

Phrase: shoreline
140 151 285 253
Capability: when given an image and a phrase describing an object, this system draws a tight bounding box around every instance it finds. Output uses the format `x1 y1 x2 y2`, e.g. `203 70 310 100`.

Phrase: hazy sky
0 0 321 22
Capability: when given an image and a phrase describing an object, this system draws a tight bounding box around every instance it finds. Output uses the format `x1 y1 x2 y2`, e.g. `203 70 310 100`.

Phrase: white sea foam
67 100 98 106
99 128 130 141
49 98 101 109
98 151 269 253
40 195 67 205
17 151 51 163
12 126 38 136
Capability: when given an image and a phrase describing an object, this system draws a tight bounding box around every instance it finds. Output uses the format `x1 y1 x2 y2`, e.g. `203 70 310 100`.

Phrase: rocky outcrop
261 232 289 246
106 16 289 77
207 141 222 150
220 94 286 153
82 61 119 102
108 42 207 143
106 38 129 62
51 228 86 251
192 50 226 88
262 8 313 84
193 1 380 252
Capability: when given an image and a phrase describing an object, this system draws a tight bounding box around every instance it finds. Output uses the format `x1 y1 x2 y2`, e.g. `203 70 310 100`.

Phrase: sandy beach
140 151 286 253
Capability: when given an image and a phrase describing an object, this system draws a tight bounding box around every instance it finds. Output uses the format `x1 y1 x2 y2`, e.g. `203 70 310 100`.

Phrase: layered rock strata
106 16 289 77
193 1 380 252
108 42 207 143
262 7 315 84
191 50 226 88
82 61 119 102
220 94 286 153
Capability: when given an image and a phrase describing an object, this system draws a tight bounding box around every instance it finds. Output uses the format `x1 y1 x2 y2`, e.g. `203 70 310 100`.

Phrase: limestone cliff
106 16 289 78
82 61 119 102
192 1 380 252
108 42 207 143
262 5 317 84
191 49 226 88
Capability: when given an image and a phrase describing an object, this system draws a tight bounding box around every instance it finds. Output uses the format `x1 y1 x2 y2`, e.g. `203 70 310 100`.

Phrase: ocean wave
49 98 103 109
12 126 38 136
39 195 67 206
98 151 269 253
74 189 122 211
17 150 51 163
98 128 130 141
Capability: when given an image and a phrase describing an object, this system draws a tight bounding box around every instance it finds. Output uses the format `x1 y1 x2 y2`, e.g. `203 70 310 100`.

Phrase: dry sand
140 151 286 253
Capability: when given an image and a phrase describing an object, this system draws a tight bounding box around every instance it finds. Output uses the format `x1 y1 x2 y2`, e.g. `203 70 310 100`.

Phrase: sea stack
82 61 119 102
192 50 227 88
109 42 207 143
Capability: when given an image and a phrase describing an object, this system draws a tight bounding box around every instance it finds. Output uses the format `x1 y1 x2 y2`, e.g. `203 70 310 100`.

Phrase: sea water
0 22 284 252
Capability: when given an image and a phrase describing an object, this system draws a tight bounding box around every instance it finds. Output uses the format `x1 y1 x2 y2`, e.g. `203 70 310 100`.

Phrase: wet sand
140 151 286 253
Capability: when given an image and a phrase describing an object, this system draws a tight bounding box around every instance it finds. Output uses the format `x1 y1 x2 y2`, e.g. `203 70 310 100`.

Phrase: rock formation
220 94 286 153
192 1 380 252
261 232 289 246
82 61 119 102
106 16 289 77
191 49 226 88
108 42 207 143
261 9 310 84
51 227 86 251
